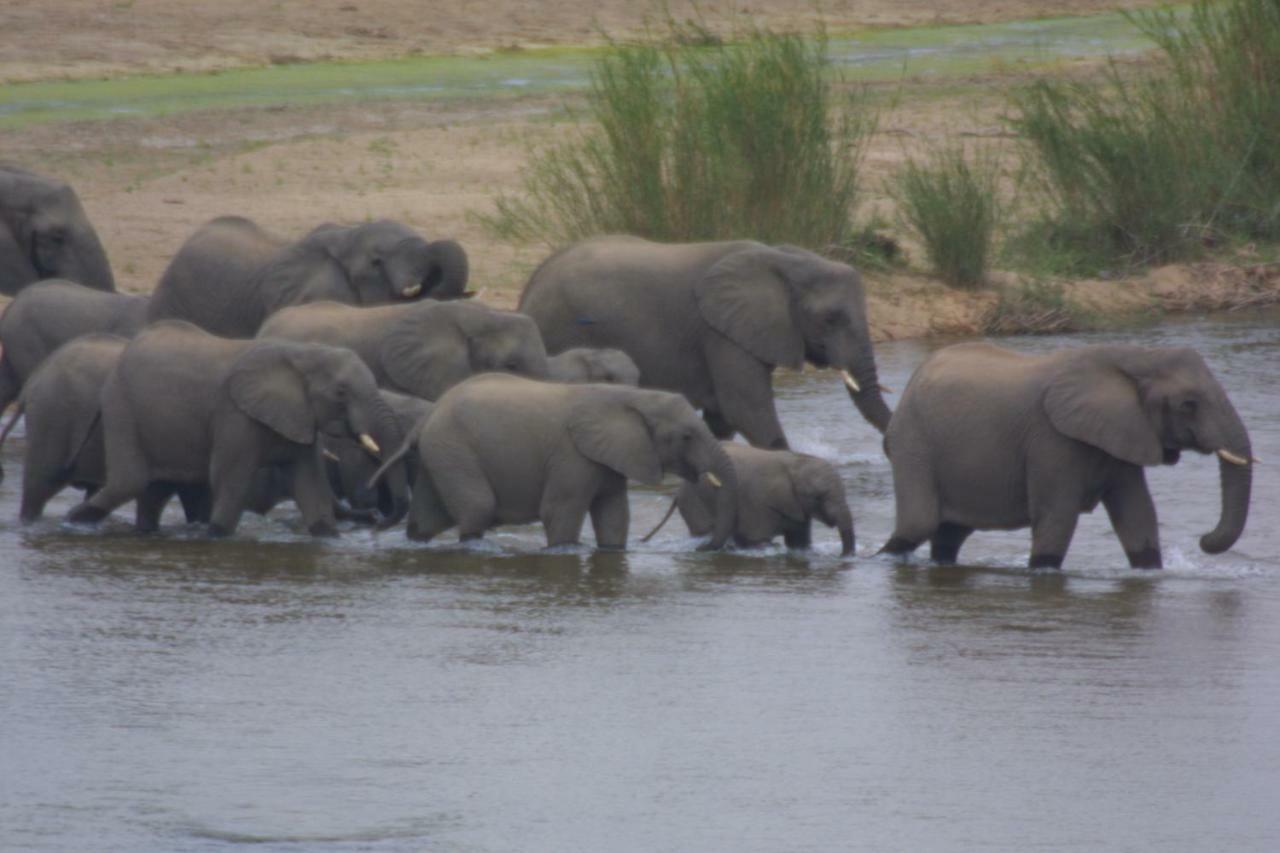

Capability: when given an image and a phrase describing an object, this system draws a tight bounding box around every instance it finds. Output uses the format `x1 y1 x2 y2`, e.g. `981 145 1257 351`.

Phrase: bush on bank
484 22 874 250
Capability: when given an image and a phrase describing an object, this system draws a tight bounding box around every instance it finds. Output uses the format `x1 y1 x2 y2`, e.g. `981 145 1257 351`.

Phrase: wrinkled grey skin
258 299 549 400
675 443 854 555
65 321 408 536
2 334 205 523
147 216 470 338
518 236 891 449
0 164 115 295
547 347 641 386
882 342 1253 570
0 280 149 480
370 374 739 550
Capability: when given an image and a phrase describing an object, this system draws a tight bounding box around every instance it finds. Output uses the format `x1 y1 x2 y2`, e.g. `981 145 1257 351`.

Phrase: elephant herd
0 165 1257 569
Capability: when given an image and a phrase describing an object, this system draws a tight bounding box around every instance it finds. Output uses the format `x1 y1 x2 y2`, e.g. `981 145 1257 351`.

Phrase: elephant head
0 165 115 294
547 347 642 385
308 219 469 303
568 387 739 550
227 341 410 527
694 244 891 434
380 301 550 400
780 454 856 556
322 390 433 519
1044 345 1253 554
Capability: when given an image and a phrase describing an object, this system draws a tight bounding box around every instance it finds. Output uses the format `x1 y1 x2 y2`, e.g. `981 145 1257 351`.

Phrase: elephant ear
694 247 804 369
228 344 316 445
1044 365 1162 467
380 306 470 400
0 223 38 293
567 393 663 485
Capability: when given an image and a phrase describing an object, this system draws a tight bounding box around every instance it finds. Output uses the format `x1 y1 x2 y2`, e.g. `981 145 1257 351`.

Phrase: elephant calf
370 373 739 549
65 321 409 536
546 347 641 385
882 342 1254 569
670 444 854 555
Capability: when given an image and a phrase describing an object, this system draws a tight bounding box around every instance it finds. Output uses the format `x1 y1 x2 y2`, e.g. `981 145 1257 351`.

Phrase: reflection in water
2 314 1279 851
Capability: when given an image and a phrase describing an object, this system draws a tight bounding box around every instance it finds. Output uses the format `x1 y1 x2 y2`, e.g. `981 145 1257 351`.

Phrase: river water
2 313 1277 851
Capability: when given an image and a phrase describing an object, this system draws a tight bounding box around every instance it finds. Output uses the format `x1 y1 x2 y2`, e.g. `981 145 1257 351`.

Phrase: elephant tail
640 493 681 544
365 428 417 492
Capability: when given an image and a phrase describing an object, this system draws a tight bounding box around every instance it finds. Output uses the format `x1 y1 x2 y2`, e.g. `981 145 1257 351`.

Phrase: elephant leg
704 335 788 450
406 469 453 542
1027 463 1086 569
929 522 974 564
1027 508 1080 570
177 484 212 524
702 409 736 441
135 482 179 533
435 449 495 541
882 456 938 557
290 454 338 537
539 469 594 548
1102 464 1162 569
783 519 813 550
20 466 69 523
588 478 629 550
207 444 262 538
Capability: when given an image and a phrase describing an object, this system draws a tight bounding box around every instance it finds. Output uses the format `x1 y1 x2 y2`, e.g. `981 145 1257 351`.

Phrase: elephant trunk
424 239 470 300
357 394 410 528
698 439 738 551
843 341 892 435
826 494 856 557
1200 409 1252 555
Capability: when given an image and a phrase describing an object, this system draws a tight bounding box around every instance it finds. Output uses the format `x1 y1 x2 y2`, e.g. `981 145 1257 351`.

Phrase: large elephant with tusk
148 216 469 338
517 236 891 450
881 342 1255 569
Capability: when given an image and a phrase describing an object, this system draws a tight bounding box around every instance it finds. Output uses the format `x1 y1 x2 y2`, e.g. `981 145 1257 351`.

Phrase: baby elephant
883 342 1254 569
671 444 854 555
66 320 409 536
371 373 739 549
547 347 641 385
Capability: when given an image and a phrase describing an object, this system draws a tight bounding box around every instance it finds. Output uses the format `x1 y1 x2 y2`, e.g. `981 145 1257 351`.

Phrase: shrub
1010 0 1280 272
892 142 1001 289
483 22 874 250
982 279 1095 335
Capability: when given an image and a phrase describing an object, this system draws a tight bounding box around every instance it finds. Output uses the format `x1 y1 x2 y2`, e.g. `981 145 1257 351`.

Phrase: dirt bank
2 1 1160 83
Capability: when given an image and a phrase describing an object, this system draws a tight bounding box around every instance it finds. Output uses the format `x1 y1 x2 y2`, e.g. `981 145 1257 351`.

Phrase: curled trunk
1200 421 1252 554
424 239 470 300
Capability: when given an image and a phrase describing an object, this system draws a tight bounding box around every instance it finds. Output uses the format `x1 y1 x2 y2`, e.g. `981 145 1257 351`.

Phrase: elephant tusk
359 434 382 457
705 472 723 488
1217 448 1255 466
878 383 894 395
841 370 861 394
402 283 423 298
321 447 341 463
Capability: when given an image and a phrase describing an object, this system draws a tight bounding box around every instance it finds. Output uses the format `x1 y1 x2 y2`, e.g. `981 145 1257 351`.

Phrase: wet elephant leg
588 477 629 550
177 484 212 524
783 519 812 550
882 453 938 558
930 522 974 564
1102 464 1162 569
704 335 787 450
406 470 453 542
540 467 594 548
135 482 179 533
435 449 495 542
290 454 338 537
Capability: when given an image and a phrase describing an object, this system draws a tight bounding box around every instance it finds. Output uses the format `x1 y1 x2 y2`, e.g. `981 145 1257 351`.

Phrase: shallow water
0 11 1157 127
2 312 1278 851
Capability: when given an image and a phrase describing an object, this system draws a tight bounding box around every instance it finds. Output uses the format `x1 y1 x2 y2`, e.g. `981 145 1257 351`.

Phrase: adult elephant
370 373 738 550
0 280 148 478
882 342 1255 570
258 299 548 400
65 321 408 536
518 236 891 449
147 216 470 338
0 334 203 524
0 164 115 294
669 444 855 555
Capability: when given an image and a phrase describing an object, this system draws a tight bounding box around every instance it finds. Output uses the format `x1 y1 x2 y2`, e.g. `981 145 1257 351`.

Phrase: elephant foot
1028 553 1064 570
207 523 232 539
308 519 339 538
879 536 921 557
1126 547 1163 570
66 503 108 526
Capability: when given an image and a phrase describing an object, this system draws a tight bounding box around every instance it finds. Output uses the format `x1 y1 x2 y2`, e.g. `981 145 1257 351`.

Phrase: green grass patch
1010 0 1280 273
893 142 1002 288
480 22 874 249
